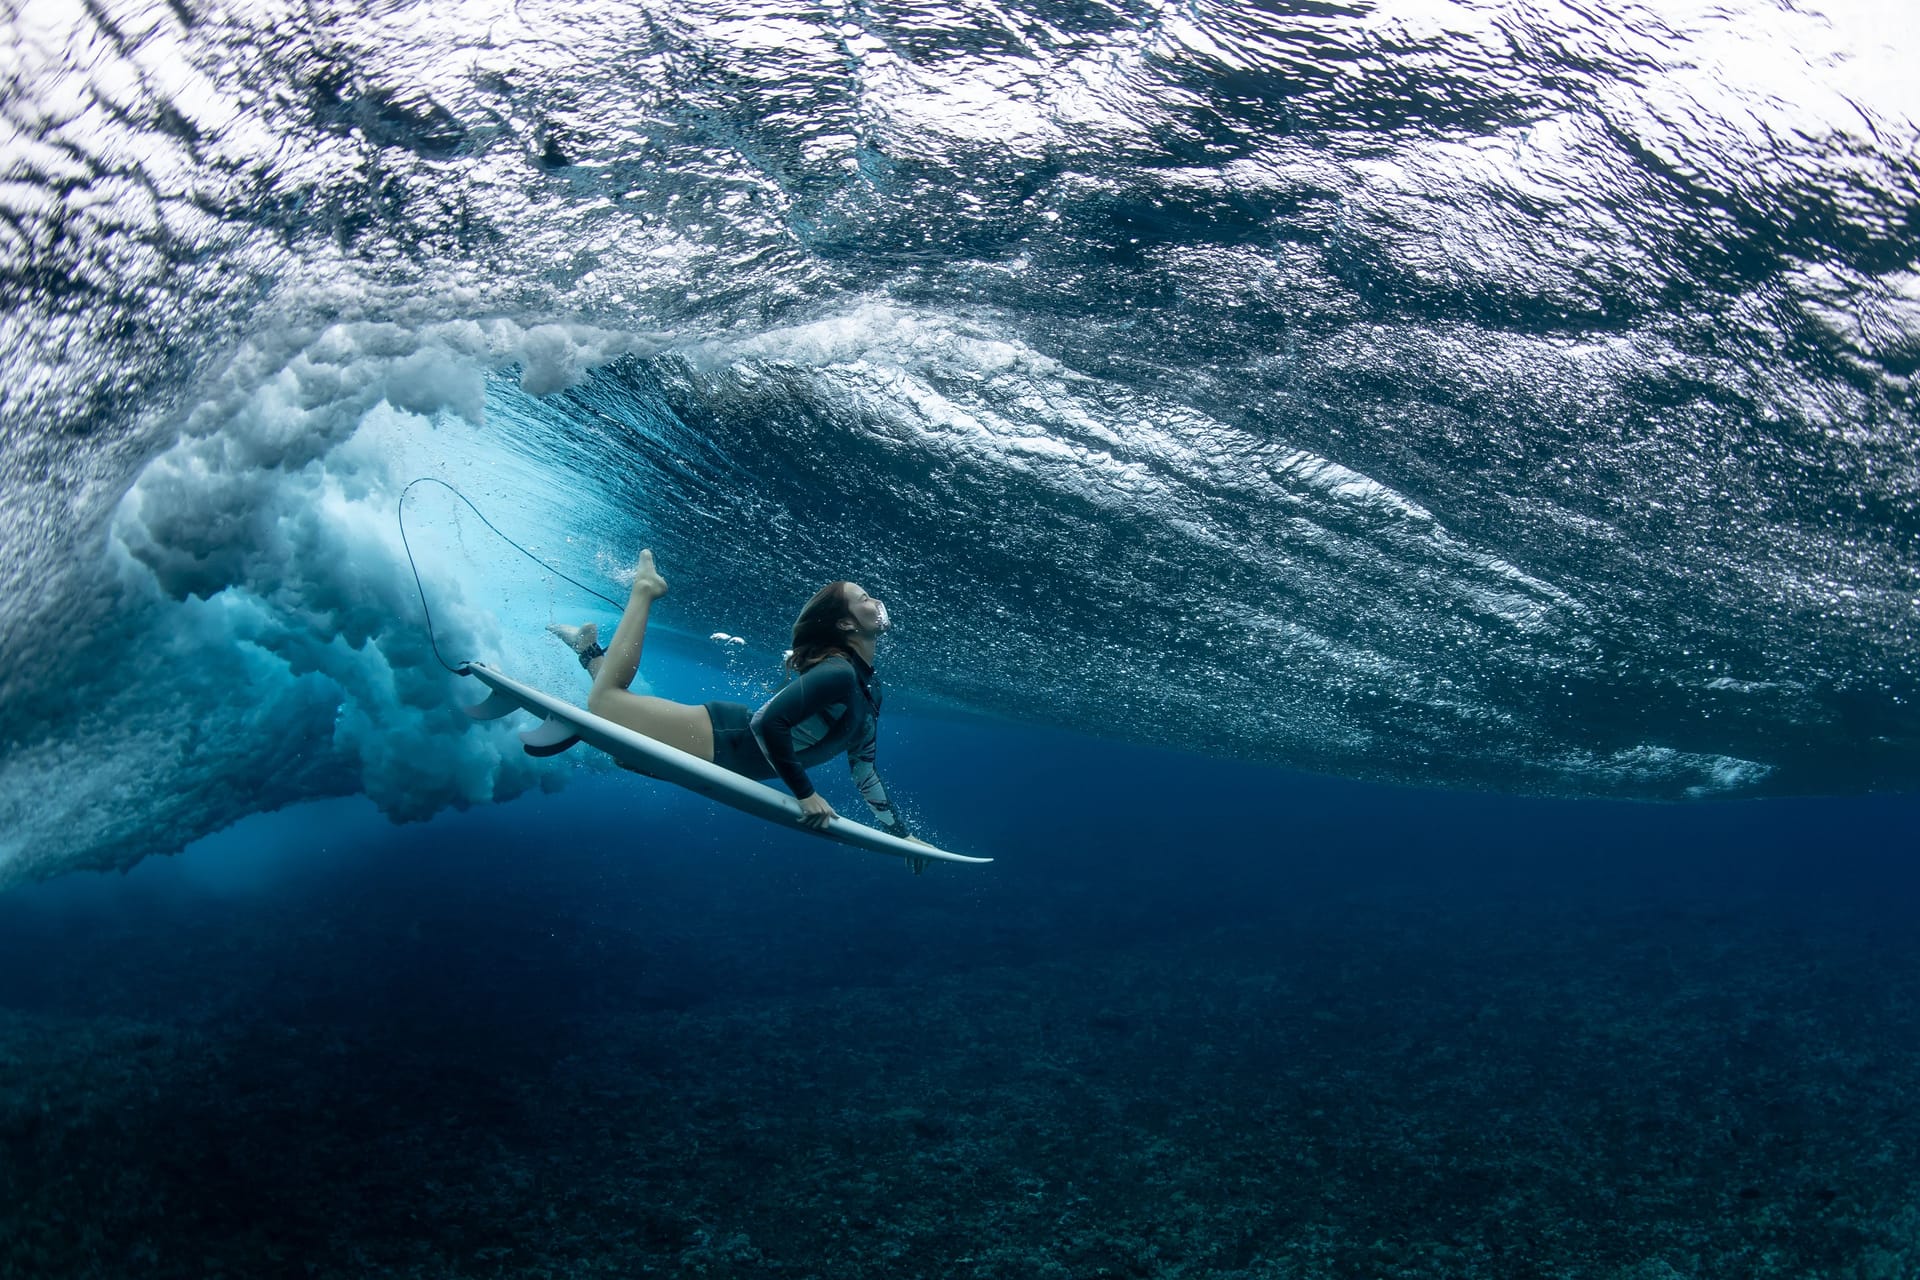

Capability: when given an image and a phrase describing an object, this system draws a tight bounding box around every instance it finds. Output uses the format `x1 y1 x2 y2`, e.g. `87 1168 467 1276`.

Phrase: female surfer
549 552 931 869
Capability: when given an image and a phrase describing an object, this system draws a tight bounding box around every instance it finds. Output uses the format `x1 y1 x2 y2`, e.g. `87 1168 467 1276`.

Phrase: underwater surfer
548 552 933 871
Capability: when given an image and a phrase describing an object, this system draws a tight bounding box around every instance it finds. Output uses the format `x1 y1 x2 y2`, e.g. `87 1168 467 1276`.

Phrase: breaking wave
2 0 1916 885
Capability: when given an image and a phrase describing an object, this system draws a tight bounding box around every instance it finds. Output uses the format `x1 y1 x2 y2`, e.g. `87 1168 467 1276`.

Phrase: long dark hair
786 581 856 674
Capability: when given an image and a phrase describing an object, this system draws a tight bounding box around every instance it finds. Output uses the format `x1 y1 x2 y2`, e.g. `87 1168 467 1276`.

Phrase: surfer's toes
631 549 669 599
546 622 600 655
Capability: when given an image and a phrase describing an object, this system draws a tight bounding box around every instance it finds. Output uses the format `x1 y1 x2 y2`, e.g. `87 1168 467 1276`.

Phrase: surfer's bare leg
585 551 715 759
547 622 604 677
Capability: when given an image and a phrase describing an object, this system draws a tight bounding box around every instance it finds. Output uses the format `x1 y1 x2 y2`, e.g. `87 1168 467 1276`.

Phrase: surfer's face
842 585 890 636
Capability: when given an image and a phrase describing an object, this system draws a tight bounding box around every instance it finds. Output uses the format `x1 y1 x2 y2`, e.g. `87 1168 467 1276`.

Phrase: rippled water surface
1 0 1917 880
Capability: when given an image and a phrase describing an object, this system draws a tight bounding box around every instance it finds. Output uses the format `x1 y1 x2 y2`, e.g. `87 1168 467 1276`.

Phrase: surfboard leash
397 476 627 675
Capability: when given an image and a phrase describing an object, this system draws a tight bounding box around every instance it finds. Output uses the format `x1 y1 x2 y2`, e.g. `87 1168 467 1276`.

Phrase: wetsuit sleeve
750 661 857 801
848 718 911 838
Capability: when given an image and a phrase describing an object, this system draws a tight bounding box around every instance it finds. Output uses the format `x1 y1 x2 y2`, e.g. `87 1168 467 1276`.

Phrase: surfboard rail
460 661 990 866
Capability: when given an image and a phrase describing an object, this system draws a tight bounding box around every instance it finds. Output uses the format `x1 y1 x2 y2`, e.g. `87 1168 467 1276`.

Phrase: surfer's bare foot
546 622 600 656
630 549 668 601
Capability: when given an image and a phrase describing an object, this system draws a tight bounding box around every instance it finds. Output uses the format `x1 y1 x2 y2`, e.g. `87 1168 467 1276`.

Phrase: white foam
0 318 645 889
1548 744 1774 798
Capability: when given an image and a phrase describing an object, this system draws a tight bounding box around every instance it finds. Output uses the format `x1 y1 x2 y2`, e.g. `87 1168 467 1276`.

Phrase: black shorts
705 701 776 781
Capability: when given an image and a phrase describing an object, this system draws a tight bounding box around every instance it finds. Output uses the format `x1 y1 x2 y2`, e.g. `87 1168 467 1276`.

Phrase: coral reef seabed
3 897 1916 1279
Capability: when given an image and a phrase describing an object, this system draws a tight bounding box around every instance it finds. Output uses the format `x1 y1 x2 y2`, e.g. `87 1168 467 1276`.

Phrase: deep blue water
5 703 1918 1276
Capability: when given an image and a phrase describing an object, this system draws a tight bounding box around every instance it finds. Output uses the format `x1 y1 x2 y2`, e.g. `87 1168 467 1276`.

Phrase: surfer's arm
749 661 856 800
848 721 911 839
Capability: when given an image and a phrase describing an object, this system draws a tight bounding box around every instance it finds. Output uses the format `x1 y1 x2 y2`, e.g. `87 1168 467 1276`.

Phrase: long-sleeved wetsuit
703 653 910 837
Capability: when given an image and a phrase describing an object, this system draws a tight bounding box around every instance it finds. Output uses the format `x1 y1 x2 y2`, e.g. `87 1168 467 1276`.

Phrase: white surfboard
460 661 990 866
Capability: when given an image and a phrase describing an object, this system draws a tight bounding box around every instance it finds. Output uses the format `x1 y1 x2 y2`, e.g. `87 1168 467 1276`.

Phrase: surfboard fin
463 689 522 722
520 716 582 757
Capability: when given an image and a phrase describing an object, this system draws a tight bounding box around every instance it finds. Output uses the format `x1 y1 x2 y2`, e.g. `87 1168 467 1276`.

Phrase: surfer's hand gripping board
460 662 990 866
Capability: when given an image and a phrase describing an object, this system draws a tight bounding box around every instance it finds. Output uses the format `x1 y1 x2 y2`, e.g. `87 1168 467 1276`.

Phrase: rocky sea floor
3 864 1917 1280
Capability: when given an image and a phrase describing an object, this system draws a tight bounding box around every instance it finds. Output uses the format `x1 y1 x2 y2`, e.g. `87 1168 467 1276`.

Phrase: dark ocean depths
2 0 1919 1274
4 719 1920 1279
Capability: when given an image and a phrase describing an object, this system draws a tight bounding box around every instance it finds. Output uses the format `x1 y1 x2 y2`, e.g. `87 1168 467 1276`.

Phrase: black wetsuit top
747 653 910 837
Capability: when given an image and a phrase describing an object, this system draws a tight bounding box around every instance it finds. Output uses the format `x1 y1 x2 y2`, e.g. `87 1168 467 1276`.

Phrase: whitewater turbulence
1 0 1916 885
